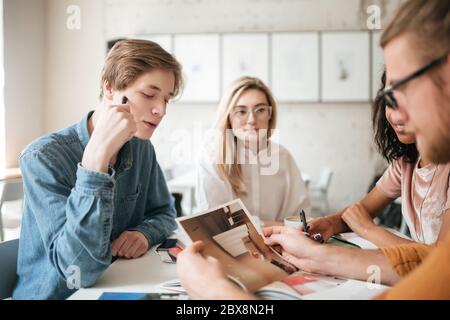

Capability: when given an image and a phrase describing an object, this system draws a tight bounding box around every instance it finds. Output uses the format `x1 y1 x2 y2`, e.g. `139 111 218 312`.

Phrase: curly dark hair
372 71 418 163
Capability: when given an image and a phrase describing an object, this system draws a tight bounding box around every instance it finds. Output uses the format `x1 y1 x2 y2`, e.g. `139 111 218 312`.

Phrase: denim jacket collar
76 111 93 149
76 111 133 174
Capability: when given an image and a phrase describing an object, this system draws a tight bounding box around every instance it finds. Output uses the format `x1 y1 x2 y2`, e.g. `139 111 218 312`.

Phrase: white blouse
196 142 310 221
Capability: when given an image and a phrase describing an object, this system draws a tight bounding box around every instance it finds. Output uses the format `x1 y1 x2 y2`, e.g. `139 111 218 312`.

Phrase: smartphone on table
156 238 182 263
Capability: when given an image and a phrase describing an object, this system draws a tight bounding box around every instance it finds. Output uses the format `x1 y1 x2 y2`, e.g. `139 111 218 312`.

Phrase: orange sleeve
375 235 450 299
379 242 435 277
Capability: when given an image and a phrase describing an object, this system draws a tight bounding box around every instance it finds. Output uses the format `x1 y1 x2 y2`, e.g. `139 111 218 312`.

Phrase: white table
68 232 385 300
68 246 178 300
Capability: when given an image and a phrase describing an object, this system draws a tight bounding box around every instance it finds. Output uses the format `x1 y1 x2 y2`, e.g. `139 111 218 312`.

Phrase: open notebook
171 199 388 300
161 271 387 300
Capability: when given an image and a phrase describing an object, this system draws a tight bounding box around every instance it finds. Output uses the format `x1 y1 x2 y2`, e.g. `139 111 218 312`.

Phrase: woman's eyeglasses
231 105 272 121
379 54 448 109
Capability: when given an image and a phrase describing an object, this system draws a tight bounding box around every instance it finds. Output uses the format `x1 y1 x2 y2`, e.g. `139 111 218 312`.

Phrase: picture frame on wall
222 33 269 91
271 32 320 102
321 32 370 102
173 34 221 102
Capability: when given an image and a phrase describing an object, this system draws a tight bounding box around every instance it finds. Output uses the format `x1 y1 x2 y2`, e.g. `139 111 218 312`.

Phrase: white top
196 141 310 221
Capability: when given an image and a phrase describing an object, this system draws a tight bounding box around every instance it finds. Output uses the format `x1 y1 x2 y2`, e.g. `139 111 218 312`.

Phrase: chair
309 168 333 216
0 239 19 299
0 179 24 242
163 168 184 217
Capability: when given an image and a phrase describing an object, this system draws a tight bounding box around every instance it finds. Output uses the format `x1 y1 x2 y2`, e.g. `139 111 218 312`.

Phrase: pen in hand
299 209 309 232
299 209 324 243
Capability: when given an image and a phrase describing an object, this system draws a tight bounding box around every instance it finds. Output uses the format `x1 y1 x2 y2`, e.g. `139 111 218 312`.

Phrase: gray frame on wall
271 32 320 103
320 31 371 103
117 30 383 104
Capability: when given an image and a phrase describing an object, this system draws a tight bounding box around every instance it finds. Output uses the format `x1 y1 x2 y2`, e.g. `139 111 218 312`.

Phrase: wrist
310 244 340 275
329 214 345 235
82 143 110 173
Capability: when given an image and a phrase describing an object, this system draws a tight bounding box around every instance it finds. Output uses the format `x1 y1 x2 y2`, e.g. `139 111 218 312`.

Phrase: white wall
104 0 401 37
3 0 104 168
45 0 105 132
21 0 400 212
3 0 46 167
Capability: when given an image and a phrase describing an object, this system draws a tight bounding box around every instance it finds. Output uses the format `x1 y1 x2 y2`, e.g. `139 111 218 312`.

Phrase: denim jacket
13 111 177 300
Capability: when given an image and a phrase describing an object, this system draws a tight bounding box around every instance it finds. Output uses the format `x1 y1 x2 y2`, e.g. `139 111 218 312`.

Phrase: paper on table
335 233 378 250
301 279 388 300
160 275 247 294
160 279 186 293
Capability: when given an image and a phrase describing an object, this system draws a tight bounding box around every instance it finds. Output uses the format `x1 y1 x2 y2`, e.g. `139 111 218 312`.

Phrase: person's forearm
41 165 115 286
309 245 400 286
359 225 414 248
130 208 177 247
135 160 178 246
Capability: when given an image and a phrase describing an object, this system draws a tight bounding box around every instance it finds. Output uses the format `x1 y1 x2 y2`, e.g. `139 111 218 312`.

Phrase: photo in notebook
176 199 298 293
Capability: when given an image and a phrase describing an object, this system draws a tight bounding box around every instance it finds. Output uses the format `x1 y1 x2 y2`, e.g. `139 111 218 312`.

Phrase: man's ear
102 81 115 101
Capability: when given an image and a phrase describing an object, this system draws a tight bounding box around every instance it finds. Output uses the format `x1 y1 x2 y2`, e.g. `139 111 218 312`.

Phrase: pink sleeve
376 159 403 199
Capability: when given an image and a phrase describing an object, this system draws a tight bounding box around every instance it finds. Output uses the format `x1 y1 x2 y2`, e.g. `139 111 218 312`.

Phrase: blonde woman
196 76 310 222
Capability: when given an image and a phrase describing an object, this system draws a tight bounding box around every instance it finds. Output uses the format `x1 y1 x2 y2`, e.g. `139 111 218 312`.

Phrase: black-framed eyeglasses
379 54 448 109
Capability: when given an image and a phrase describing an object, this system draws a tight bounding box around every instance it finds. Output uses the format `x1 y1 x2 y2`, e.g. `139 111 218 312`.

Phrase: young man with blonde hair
14 39 183 299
